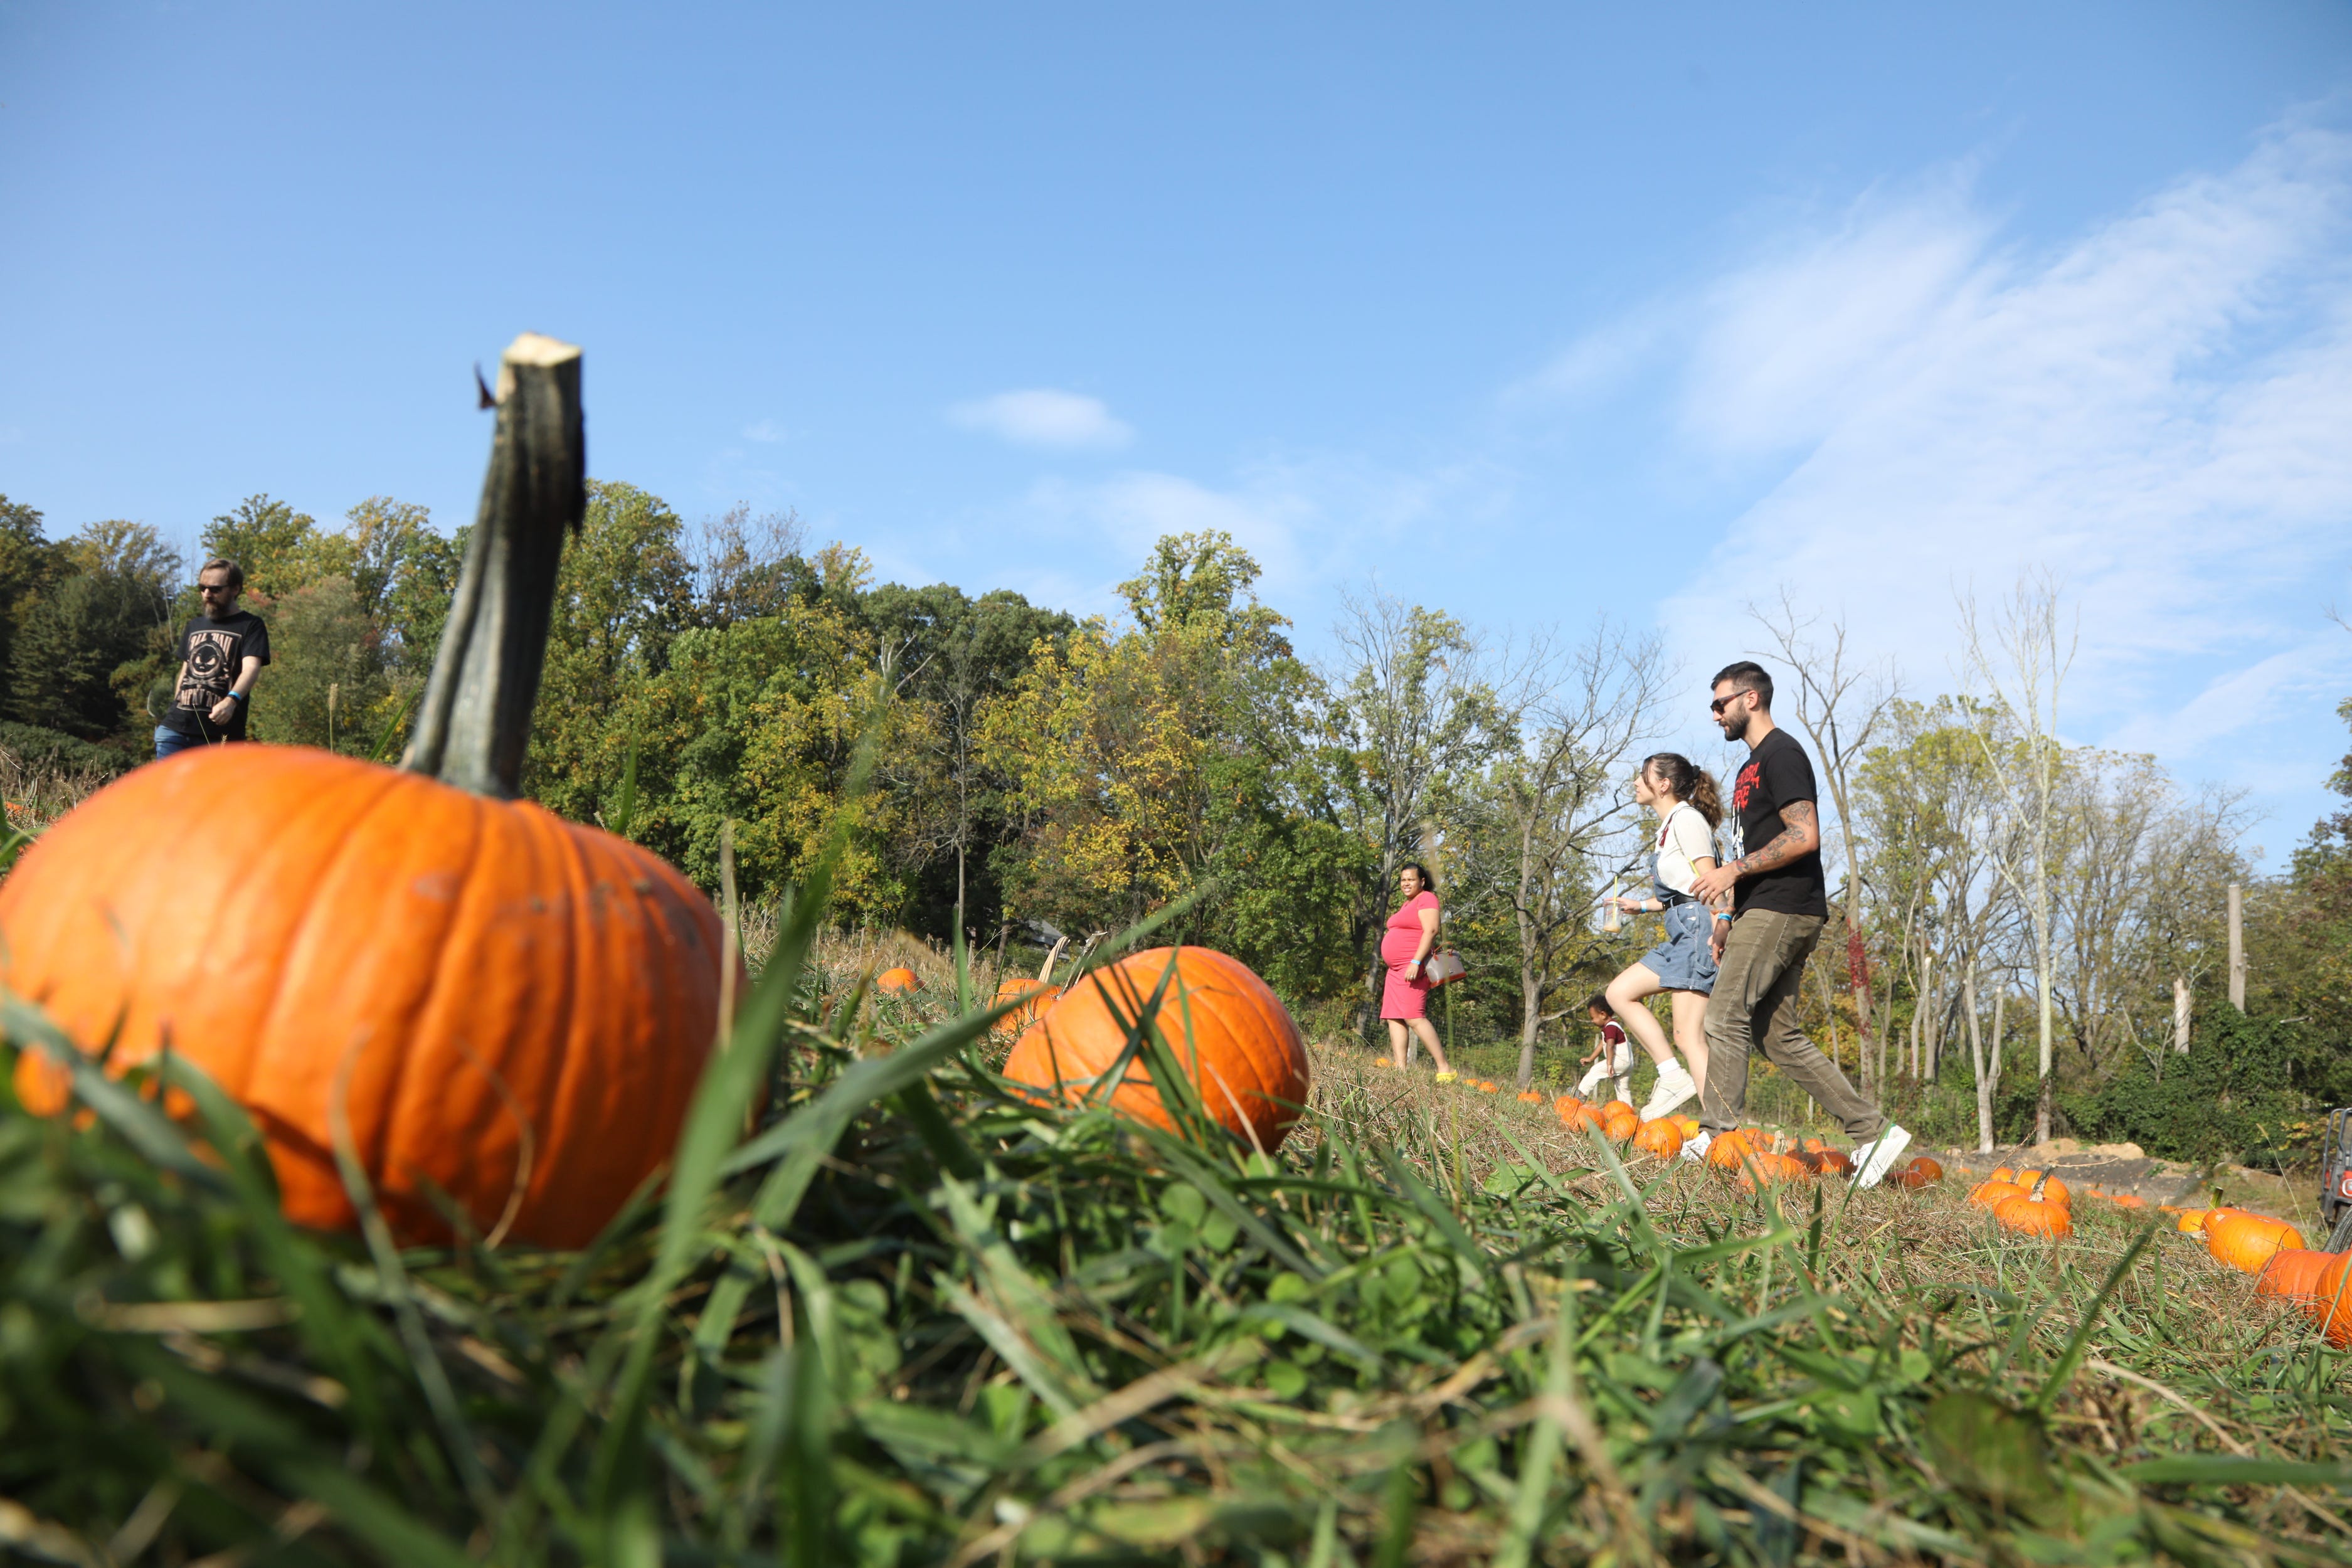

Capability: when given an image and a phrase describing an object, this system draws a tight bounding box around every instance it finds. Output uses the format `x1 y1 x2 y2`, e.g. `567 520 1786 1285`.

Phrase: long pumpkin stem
403 333 585 798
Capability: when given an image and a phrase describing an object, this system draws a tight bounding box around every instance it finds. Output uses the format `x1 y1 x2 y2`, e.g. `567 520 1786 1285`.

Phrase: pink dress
1380 891 1439 1020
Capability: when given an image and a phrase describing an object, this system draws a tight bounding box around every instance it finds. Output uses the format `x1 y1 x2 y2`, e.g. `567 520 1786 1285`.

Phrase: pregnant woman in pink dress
1380 862 1456 1079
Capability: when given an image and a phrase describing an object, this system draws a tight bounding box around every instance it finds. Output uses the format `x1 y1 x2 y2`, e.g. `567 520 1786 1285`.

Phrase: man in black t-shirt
1683 661 1912 1188
155 557 271 760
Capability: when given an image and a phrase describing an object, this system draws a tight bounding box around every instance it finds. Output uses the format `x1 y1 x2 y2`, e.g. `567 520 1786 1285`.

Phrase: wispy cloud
743 418 792 444
1638 119 2352 761
950 388 1133 450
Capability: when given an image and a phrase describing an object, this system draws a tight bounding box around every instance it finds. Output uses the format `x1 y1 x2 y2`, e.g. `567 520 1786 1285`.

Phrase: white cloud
1645 120 2352 766
950 388 1133 450
743 419 790 444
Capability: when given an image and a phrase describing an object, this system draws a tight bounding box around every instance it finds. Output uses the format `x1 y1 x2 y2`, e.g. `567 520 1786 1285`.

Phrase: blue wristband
228 690 244 701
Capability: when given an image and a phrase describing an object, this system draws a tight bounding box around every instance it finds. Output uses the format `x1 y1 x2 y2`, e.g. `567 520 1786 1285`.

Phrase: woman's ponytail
1643 751 1724 829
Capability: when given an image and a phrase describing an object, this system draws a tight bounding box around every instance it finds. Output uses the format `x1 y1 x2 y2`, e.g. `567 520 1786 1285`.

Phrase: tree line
1 483 2344 1160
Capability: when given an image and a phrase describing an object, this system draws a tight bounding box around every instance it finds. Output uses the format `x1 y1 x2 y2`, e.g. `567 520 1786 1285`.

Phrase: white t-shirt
1653 802 1718 895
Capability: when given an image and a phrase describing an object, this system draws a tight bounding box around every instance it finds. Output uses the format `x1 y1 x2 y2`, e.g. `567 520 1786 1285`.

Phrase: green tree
523 482 695 819
9 520 179 744
248 576 388 752
201 494 331 598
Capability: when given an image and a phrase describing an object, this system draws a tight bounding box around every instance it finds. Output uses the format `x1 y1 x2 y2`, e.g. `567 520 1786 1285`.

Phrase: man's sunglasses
198 584 234 595
1710 691 1750 715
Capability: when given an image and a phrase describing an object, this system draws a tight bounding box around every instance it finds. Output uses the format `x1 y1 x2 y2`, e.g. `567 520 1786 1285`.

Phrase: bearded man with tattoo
1682 662 1912 1188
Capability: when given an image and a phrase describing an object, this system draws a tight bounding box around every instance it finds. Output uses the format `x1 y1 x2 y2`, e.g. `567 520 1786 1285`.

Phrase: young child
1576 992 1636 1103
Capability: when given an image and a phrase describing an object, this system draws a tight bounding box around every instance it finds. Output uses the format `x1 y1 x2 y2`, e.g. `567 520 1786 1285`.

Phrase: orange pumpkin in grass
1737 1152 1811 1192
1561 1100 1609 1132
1810 1148 1856 1179
1705 1129 1759 1171
1517 1089 1545 1104
1631 1118 1683 1158
2036 1176 2072 1209
1602 1106 1641 1142
1991 1167 2018 1184
2175 1207 2212 1233
1002 946 1308 1150
1969 1180 2028 1210
0 337 741 1251
1553 1094 1583 1120
1994 1192 2073 1238
2305 1256 2352 1347
2257 1249 2335 1302
1673 1114 1702 1139
2110 1193 2148 1210
1887 1155 1943 1190
990 976 1054 1041
2205 1211 2304 1274
876 966 920 995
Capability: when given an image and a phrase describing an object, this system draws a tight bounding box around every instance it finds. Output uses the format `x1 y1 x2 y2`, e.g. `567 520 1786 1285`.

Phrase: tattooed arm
1688 800 1818 903
1737 798 1819 876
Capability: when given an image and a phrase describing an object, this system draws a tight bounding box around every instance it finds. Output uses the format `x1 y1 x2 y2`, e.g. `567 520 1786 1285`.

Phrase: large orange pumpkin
1994 1193 2073 1237
2205 1212 2304 1274
2306 1255 2352 1347
1 336 734 1249
2257 1249 2334 1302
1631 1118 1683 1159
1001 946 1308 1149
876 966 920 995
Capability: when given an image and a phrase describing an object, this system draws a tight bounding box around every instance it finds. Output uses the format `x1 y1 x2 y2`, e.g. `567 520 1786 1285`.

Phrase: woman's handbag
1422 948 1467 987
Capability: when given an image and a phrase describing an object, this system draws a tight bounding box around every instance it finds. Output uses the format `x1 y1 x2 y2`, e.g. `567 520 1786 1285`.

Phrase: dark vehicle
2325 1108 2352 1251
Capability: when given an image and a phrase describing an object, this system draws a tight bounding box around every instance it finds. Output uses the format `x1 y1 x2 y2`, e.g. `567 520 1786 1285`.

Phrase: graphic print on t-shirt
174 628 241 713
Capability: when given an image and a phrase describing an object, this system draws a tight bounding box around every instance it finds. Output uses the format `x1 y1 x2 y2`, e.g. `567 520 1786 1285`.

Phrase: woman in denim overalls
1601 753 1725 1120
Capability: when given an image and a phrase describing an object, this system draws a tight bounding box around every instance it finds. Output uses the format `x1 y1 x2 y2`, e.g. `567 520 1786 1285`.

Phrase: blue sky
6 3 2351 862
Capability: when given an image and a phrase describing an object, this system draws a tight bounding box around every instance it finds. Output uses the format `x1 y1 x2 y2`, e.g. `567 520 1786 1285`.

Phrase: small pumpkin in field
2111 1193 2148 1210
2037 1176 2072 1209
1887 1155 1942 1190
2257 1249 2334 1302
1994 1192 2073 1238
1672 1114 1702 1139
876 966 920 995
1737 1152 1811 1192
1969 1180 2028 1210
1631 1118 1683 1158
1601 1106 1640 1142
1517 1089 1544 1104
1475 1079 1500 1094
1706 1129 1760 1172
2205 1211 2304 1274
1990 1167 2017 1184
1810 1148 1856 1179
1560 1099 1608 1133
0 336 738 1250
2175 1207 2212 1233
990 976 1054 1041
1600 1098 1636 1122
1001 946 1308 1150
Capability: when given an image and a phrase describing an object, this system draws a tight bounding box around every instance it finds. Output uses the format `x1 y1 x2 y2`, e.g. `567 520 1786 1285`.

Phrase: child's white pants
1576 1042 1636 1103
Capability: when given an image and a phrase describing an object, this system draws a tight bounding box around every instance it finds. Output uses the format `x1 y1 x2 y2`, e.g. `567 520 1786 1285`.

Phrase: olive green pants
1699 909 1885 1140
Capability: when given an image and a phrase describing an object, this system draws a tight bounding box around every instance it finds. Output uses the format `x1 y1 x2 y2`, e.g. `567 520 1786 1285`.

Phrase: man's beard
1719 711 1752 744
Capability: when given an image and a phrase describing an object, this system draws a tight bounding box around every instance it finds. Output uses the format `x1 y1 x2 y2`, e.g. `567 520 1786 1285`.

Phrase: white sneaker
1679 1129 1712 1165
1850 1123 1913 1189
1640 1061 1697 1121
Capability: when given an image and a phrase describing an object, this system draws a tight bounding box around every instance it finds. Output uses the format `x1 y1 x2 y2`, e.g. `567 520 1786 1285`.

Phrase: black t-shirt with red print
1730 727 1827 917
